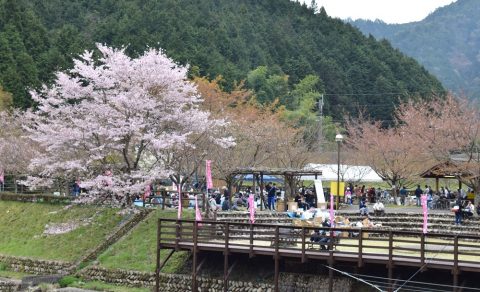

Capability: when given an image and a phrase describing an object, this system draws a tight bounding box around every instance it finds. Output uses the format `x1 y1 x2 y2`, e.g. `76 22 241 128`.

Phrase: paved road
339 203 453 214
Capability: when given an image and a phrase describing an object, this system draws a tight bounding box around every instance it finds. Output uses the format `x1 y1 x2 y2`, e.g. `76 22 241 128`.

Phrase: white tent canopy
303 164 383 183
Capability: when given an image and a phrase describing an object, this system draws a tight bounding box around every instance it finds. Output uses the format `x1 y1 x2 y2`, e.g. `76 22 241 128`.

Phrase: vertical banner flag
0 169 4 192
177 184 182 219
329 193 334 227
206 160 213 189
143 183 151 200
249 194 255 224
421 194 428 234
195 195 202 227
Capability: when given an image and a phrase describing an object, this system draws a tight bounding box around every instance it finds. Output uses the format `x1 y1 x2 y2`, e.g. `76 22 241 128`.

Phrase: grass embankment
98 209 194 272
0 201 123 261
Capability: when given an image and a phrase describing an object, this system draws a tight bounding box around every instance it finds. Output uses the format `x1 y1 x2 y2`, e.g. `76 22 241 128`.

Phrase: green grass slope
0 201 123 261
97 209 194 272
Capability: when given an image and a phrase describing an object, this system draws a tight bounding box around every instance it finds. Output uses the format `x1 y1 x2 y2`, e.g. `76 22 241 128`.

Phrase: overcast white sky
304 0 457 24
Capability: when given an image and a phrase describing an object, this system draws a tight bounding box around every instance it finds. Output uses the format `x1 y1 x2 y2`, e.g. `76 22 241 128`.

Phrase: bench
308 232 340 250
270 227 301 247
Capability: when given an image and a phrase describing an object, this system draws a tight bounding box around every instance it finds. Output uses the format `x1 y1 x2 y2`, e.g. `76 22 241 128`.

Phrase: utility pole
317 94 324 150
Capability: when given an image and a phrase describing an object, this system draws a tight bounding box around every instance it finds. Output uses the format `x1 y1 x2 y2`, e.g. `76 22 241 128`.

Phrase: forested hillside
0 0 444 121
351 0 480 98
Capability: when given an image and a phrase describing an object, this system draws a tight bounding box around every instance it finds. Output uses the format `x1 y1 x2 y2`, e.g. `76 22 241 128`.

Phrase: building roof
230 167 322 177
302 164 384 182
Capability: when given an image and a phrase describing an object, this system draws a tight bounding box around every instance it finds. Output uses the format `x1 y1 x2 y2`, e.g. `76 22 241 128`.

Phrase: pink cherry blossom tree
0 110 40 192
24 44 232 205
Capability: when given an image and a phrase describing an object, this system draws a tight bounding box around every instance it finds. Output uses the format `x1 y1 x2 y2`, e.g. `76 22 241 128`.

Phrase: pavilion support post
228 177 233 207
253 173 257 210
435 177 439 193
260 173 264 211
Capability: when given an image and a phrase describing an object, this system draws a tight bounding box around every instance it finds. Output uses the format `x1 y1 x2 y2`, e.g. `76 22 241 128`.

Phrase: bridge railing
157 218 480 269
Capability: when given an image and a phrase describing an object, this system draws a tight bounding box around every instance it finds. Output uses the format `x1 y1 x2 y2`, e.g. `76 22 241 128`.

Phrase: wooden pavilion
228 167 322 210
419 161 464 192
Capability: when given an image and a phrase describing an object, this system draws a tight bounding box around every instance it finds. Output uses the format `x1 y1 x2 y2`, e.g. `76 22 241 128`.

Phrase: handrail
157 217 480 274
157 218 480 240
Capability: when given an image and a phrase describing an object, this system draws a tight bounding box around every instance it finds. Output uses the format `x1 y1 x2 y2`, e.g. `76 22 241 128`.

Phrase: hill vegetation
0 0 444 122
350 0 480 98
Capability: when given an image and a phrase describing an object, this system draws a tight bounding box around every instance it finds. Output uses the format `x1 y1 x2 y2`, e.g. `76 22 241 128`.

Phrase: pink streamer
249 194 255 224
195 195 202 227
206 160 213 189
329 193 334 227
143 184 151 200
421 194 428 234
177 184 182 220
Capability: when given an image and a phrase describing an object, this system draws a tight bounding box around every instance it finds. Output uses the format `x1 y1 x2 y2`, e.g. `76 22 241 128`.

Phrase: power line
351 273 480 291
322 90 444 96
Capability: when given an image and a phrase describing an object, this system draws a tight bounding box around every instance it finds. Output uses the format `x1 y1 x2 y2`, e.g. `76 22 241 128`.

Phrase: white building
304 164 383 183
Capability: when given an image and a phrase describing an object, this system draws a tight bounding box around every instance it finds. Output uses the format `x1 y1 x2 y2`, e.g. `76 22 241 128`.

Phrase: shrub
58 275 80 287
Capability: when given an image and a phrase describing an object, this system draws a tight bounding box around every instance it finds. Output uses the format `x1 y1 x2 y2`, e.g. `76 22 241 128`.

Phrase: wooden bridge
155 218 480 292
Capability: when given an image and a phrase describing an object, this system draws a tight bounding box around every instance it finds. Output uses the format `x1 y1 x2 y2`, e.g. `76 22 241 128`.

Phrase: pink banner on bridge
143 184 151 200
0 169 4 184
195 195 202 227
206 160 213 189
249 194 255 224
329 193 334 226
421 194 428 234
177 184 182 220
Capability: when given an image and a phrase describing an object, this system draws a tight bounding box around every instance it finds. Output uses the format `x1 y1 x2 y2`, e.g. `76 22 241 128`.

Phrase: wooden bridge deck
155 219 480 292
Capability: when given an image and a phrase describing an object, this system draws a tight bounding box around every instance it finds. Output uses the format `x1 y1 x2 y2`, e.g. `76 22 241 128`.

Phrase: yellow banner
330 182 345 196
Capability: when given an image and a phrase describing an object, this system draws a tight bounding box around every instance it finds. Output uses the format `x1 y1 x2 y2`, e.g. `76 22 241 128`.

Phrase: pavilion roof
419 161 468 179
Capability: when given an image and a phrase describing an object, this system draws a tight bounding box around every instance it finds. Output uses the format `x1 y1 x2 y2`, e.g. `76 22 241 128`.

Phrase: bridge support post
223 223 230 292
274 226 280 292
388 230 394 292
192 222 198 292
155 219 161 292
328 266 333 292
452 235 459 292
328 229 335 292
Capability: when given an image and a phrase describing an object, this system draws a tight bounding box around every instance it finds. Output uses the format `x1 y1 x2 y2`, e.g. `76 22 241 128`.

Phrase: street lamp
335 133 344 210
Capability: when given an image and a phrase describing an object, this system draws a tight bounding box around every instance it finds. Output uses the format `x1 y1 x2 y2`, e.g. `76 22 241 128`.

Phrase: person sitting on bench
310 218 335 250
359 198 369 215
373 201 385 216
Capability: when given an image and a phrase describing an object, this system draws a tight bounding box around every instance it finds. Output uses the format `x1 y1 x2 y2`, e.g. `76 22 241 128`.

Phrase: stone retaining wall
78 266 352 292
0 192 72 204
0 255 74 275
0 279 20 292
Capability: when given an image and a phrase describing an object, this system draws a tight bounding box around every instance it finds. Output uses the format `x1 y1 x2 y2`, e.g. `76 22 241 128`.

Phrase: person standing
72 180 81 197
222 186 230 211
345 187 352 205
454 196 463 225
399 186 407 205
267 183 277 211
414 185 423 206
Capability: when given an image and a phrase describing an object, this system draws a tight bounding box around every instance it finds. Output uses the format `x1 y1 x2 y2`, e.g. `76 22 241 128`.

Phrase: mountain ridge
350 0 480 98
0 0 444 121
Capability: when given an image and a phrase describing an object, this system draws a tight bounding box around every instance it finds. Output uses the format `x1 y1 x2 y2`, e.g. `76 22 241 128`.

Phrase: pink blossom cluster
23 44 232 201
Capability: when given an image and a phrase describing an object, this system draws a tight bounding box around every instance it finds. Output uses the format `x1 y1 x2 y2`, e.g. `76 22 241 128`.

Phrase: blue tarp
238 174 283 182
